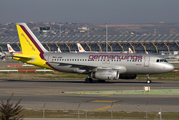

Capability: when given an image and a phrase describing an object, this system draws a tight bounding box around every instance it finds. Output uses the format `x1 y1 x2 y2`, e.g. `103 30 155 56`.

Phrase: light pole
88 28 89 36
160 108 162 120
154 29 156 35
59 24 62 37
111 102 113 120
98 41 101 52
105 21 108 52
43 103 46 120
146 99 150 120
78 102 81 120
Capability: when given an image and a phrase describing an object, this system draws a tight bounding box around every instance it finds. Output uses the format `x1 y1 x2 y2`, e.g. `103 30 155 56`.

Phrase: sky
1 0 179 24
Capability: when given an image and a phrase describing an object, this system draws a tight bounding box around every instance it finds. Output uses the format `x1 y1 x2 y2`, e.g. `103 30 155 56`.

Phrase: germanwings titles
88 55 142 61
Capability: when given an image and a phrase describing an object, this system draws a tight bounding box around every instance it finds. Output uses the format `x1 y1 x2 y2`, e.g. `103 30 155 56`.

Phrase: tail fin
16 23 48 54
58 48 62 53
7 44 15 52
129 48 133 53
77 43 86 52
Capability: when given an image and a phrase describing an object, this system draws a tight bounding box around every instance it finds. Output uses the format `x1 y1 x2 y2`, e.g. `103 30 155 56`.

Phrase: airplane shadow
3 79 164 84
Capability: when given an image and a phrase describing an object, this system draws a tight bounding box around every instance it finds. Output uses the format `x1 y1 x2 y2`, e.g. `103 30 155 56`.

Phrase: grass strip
66 89 179 95
1 109 178 120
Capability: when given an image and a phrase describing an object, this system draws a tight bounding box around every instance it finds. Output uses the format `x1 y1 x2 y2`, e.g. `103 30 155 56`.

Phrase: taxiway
0 79 179 112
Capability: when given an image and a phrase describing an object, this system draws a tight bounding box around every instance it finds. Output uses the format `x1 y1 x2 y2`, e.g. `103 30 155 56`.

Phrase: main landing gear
85 78 93 83
146 74 151 84
85 78 106 83
98 80 105 83
85 73 93 83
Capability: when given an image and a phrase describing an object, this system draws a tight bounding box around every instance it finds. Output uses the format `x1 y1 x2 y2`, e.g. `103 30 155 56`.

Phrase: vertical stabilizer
129 48 133 53
58 48 62 53
77 43 86 52
7 44 15 52
16 23 48 54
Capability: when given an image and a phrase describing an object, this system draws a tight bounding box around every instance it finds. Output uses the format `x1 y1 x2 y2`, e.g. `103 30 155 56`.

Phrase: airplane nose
166 63 174 72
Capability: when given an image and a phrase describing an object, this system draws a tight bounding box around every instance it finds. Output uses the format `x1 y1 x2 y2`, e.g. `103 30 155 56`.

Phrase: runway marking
99 94 111 96
77 92 86 94
95 104 119 111
91 100 118 103
34 93 62 95
95 106 111 110
5 91 10 93
5 91 64 96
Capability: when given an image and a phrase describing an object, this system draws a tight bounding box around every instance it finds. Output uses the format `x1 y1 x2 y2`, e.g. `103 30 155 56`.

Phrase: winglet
77 43 86 52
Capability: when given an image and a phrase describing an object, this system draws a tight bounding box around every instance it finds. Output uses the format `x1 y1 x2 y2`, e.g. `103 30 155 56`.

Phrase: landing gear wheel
85 78 93 83
98 79 105 83
146 80 151 84
146 74 152 84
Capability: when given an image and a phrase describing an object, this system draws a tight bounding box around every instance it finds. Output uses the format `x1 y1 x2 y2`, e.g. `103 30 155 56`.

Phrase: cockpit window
156 59 168 62
160 59 167 62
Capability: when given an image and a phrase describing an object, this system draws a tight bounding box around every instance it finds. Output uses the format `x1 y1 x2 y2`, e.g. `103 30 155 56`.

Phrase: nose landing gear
146 74 151 84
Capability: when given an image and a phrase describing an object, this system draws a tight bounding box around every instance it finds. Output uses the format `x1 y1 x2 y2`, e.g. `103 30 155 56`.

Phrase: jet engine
91 70 119 80
119 74 137 79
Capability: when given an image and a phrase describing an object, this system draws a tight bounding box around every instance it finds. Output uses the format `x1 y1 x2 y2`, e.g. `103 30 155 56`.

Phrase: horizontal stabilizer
13 54 33 60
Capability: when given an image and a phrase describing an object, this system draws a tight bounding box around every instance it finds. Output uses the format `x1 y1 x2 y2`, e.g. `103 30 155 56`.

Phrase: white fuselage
43 52 174 75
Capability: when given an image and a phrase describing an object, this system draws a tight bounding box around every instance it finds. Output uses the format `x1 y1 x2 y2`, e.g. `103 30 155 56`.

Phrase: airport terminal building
0 34 179 54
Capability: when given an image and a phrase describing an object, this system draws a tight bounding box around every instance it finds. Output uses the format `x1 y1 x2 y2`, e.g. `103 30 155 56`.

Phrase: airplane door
144 56 150 67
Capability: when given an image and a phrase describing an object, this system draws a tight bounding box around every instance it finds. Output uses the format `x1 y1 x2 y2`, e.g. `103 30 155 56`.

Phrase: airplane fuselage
43 52 174 75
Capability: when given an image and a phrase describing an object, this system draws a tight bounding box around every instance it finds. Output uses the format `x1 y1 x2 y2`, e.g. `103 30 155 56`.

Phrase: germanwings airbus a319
12 23 174 84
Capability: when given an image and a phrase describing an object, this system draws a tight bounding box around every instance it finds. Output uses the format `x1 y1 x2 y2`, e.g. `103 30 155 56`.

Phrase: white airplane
0 52 6 60
129 48 149 54
77 43 133 54
77 43 86 52
7 43 61 54
58 48 62 53
12 23 174 84
0 44 22 59
7 44 16 52
7 44 22 55
129 48 133 53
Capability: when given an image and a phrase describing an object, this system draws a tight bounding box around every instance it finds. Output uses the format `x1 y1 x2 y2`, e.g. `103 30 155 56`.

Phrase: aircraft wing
49 62 126 73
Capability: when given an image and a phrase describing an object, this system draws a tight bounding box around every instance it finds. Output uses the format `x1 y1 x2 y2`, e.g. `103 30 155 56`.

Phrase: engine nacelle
91 70 119 80
119 74 137 79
